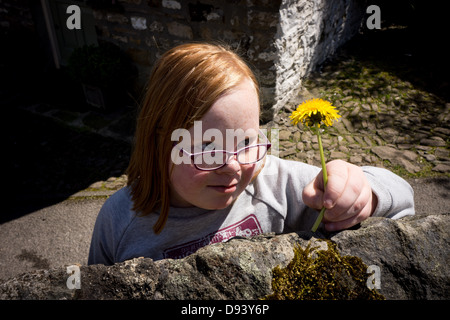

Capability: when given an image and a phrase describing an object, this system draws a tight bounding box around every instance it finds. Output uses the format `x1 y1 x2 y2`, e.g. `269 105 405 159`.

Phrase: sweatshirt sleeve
260 156 414 233
362 166 415 219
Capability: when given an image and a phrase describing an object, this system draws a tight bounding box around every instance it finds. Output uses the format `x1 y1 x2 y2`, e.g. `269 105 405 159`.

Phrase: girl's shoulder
247 156 320 202
258 155 320 183
103 186 132 208
97 186 135 225
89 187 137 265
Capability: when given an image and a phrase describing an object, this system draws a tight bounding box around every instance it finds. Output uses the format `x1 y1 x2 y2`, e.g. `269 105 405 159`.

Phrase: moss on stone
263 241 384 300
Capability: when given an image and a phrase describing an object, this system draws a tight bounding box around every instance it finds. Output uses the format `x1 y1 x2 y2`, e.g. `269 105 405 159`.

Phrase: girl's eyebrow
191 140 218 151
191 132 259 149
192 140 214 146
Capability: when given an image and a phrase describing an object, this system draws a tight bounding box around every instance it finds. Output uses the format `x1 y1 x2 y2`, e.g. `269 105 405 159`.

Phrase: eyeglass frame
174 129 272 171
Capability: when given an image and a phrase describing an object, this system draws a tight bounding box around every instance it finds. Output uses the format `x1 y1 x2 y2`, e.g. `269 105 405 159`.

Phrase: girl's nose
216 154 240 174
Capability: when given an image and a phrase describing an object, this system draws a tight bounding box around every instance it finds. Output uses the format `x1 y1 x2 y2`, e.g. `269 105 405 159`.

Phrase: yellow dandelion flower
288 98 341 232
290 98 341 128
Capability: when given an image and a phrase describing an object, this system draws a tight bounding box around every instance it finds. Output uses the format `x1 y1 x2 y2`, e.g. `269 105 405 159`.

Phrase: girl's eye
191 142 215 153
237 137 255 149
202 142 216 151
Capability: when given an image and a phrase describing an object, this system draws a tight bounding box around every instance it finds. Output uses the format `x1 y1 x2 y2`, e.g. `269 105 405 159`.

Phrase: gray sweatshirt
88 155 414 265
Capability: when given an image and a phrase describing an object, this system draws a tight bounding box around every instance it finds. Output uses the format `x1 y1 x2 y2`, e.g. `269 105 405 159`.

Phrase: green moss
67 194 110 201
263 241 384 300
383 159 447 179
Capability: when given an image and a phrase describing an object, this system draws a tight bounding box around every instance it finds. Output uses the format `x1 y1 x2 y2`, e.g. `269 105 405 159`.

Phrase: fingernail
324 199 334 209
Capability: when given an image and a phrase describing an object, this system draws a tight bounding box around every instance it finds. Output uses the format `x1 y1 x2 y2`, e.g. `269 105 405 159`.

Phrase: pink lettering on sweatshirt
163 214 262 259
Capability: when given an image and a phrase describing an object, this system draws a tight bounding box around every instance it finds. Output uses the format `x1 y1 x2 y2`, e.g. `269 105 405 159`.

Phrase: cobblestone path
262 51 449 178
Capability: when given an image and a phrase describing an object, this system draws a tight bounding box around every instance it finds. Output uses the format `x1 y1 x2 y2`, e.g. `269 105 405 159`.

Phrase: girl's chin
200 192 240 210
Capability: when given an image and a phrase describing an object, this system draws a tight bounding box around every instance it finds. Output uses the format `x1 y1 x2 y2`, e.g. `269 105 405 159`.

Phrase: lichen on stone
263 240 384 300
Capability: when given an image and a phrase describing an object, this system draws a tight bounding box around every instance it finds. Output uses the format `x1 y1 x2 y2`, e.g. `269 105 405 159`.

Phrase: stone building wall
90 0 282 121
274 0 367 114
0 0 34 31
1 0 367 121
90 0 366 120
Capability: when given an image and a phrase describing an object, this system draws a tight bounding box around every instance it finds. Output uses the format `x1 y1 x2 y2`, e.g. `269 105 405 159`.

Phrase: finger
324 180 372 224
324 165 367 221
322 160 350 210
302 175 324 210
324 195 373 231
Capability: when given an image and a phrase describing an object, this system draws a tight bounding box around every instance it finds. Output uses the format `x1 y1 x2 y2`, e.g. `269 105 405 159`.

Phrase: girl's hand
302 160 378 231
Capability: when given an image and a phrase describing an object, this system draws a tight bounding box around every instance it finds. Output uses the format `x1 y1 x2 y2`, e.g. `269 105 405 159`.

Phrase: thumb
302 171 325 210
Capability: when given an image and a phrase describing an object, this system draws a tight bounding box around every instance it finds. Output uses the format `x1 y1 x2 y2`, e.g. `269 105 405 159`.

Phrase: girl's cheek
172 163 208 186
240 163 257 184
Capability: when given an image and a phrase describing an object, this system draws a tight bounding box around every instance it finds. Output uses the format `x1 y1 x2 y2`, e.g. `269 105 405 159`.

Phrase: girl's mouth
208 184 237 193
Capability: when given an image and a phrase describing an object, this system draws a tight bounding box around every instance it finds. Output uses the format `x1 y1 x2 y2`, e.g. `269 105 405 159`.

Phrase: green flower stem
311 124 328 232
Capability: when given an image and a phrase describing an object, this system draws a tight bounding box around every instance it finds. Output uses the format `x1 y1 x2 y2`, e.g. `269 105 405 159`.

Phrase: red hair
126 43 259 234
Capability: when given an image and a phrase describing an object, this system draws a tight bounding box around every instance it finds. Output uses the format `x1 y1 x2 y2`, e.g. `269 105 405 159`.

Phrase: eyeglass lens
194 144 268 170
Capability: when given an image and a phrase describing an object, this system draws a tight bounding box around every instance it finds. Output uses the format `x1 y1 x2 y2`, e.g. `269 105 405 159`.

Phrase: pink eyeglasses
175 129 271 171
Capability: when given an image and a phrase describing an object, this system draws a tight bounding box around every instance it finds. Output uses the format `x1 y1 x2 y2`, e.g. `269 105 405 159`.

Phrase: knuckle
324 208 341 221
351 200 365 215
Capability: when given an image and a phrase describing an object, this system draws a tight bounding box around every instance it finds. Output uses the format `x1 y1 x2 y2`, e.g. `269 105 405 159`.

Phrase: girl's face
169 78 260 209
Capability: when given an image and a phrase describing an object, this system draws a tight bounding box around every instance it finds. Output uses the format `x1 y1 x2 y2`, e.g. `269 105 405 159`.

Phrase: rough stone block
162 0 181 10
106 13 129 24
167 21 193 39
130 16 147 30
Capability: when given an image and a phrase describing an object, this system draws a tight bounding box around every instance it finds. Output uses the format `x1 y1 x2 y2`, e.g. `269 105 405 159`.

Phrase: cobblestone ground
263 66 450 176
262 37 450 178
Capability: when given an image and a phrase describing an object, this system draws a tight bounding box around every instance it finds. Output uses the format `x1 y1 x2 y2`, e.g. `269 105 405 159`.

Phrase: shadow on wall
310 0 367 75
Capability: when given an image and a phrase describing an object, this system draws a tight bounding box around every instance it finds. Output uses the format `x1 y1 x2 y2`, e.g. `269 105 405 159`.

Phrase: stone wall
273 0 366 114
91 0 282 120
84 0 367 120
0 0 34 31
1 213 448 300
1 0 367 120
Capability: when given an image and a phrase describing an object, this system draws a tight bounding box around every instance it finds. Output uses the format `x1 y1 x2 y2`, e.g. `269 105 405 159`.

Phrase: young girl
88 43 414 265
